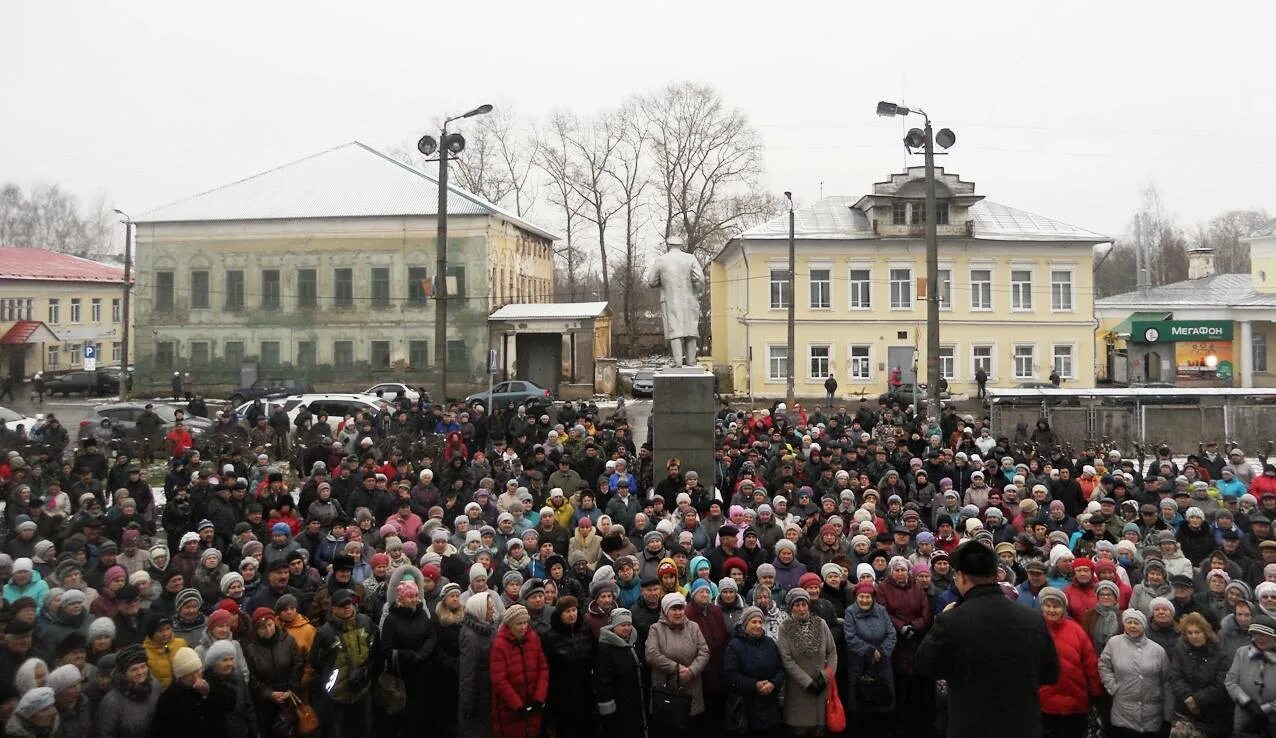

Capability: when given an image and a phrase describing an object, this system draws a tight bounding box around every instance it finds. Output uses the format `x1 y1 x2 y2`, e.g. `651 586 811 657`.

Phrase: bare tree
0 182 113 259
1195 209 1270 274
536 112 588 301
1135 185 1189 287
602 102 651 345
387 124 514 207
486 108 539 217
563 112 624 302
642 82 765 257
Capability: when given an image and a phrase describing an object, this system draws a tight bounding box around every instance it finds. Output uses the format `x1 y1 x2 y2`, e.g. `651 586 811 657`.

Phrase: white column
1240 319 1253 388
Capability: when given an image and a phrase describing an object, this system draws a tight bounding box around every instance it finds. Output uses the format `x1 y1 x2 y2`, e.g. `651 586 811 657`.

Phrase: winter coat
874 577 930 675
1130 580 1172 616
594 623 645 738
309 612 376 705
489 624 549 738
777 613 837 727
95 678 161 738
1168 639 1232 737
1220 613 1252 659
1178 522 1217 567
724 625 785 731
458 615 497 738
380 600 437 726
915 583 1060 738
242 627 301 714
645 615 711 716
1039 616 1100 716
685 600 729 695
142 635 189 688
541 610 595 727
842 601 897 713
1099 633 1174 732
149 678 235 738
193 632 249 684
40 607 89 660
1064 578 1098 622
54 691 91 738
1225 645 1276 738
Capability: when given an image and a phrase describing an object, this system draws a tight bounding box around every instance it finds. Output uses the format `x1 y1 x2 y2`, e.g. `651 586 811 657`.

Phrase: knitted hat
609 608 632 626
1122 608 1148 628
1149 596 1175 613
207 610 235 629
741 606 763 625
798 572 822 589
203 639 238 669
46 664 81 694
774 539 797 555
220 572 244 594
756 563 776 579
176 588 203 611
15 687 54 719
821 563 842 581
502 604 530 626
1094 580 1120 599
88 617 116 641
786 588 810 607
718 577 738 593
469 563 489 582
660 592 687 613
171 646 202 679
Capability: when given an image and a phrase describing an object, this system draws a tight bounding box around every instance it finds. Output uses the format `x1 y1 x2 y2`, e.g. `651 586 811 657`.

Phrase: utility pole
114 209 132 400
785 192 796 406
434 126 450 404
922 121 941 423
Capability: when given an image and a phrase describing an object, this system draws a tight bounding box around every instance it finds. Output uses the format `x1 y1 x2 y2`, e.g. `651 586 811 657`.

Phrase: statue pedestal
652 366 716 494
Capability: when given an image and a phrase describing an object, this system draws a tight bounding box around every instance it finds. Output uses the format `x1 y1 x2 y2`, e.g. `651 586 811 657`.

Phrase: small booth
488 302 612 399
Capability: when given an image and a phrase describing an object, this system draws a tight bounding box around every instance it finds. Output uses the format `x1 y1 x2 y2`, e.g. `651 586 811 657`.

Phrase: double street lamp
418 103 492 403
113 208 132 401
875 101 955 423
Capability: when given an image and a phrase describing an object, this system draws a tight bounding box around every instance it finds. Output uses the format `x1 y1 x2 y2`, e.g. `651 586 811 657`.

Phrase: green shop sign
1131 320 1233 343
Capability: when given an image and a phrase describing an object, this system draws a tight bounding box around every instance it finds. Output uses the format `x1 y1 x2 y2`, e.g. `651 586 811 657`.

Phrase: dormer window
891 199 948 226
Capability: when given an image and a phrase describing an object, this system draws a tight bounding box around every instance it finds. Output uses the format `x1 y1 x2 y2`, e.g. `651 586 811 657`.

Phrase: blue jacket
2 570 50 613
724 626 786 730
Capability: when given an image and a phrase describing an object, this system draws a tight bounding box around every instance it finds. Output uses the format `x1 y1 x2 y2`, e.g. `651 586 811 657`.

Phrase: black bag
724 691 748 734
855 666 893 709
650 679 692 730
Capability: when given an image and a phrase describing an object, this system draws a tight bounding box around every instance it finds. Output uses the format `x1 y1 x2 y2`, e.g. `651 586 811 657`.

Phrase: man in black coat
916 541 1059 738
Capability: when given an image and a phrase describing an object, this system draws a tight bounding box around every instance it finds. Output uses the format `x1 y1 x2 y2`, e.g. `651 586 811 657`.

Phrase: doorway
1144 351 1163 383
515 334 562 394
887 346 917 387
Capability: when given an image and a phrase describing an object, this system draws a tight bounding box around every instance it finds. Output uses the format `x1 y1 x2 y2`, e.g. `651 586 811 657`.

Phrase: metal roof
735 196 1107 243
489 301 610 321
0 247 125 284
0 321 58 345
135 141 559 241
1095 273 1276 308
1249 218 1276 240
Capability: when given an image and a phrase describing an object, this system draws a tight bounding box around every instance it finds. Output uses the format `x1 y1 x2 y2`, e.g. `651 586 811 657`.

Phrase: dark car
43 370 119 397
464 380 553 410
879 382 950 407
77 402 213 441
631 370 655 398
228 377 313 405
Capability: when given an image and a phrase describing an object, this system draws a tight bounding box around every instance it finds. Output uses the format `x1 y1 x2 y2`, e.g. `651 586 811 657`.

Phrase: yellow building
1095 218 1276 387
0 247 130 381
710 167 1109 399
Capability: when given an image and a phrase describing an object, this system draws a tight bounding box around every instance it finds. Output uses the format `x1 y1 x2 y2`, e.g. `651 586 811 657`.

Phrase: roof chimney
1187 245 1215 280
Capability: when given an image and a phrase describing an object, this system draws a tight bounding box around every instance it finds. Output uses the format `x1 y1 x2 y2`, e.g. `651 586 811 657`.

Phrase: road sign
83 344 97 371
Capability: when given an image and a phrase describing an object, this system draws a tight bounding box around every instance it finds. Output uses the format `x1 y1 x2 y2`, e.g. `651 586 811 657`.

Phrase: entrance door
515 334 562 394
1145 351 1163 383
887 346 917 387
6 347 24 382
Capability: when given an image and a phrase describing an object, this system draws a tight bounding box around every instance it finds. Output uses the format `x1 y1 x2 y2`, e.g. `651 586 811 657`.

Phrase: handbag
824 667 847 733
649 677 692 730
854 662 893 709
1168 716 1203 738
724 691 748 734
289 693 319 735
374 671 407 715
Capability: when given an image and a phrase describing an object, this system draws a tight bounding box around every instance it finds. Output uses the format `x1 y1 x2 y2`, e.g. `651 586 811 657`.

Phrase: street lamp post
418 103 492 404
113 208 132 400
875 101 956 423
784 191 795 407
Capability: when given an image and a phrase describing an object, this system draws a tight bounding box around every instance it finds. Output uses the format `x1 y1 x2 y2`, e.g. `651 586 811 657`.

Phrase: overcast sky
3 1 1273 244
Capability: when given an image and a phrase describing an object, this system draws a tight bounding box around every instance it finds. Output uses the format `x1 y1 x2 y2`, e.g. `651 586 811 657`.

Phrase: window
371 340 391 367
970 269 992 310
111 342 121 362
767 346 789 382
296 269 317 308
70 298 81 323
447 340 468 368
446 266 467 299
409 340 429 368
1050 269 1073 311
939 346 955 379
261 270 281 309
937 269 952 310
371 268 391 308
90 298 101 322
111 298 120 322
223 341 245 366
155 271 174 311
225 270 244 309
22 299 31 321
46 346 59 368
68 343 81 365
889 267 912 309
1011 268 1033 310
190 270 209 309
850 345 871 380
47 299 59 324
809 268 831 309
1254 331 1269 373
190 341 210 367
769 268 790 309
408 267 429 305
892 201 908 225
973 345 993 378
260 341 280 367
154 341 174 370
1014 345 1036 379
849 268 871 309
333 268 353 308
809 345 831 379
297 341 315 368
333 341 354 368
1052 344 1074 379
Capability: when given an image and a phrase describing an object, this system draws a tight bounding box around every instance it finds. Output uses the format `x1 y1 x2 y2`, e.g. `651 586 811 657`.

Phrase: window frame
155 271 175 312
70 298 81 324
969 267 992 311
1011 267 1034 311
848 266 872 310
972 344 995 381
937 267 952 311
1013 343 1036 380
261 270 281 310
297 268 318 309
371 267 391 309
225 270 245 310
1051 343 1075 379
47 298 60 324
891 201 908 225
808 266 831 310
333 268 354 309
1050 268 1074 312
808 344 831 381
260 341 281 367
768 267 790 310
333 340 354 368
111 298 121 323
766 345 789 383
849 345 872 381
370 340 391 367
90 298 102 323
407 267 429 305
190 270 210 309
189 341 210 367
939 344 957 380
408 339 429 368
1254 331 1269 374
889 266 913 310
223 341 245 366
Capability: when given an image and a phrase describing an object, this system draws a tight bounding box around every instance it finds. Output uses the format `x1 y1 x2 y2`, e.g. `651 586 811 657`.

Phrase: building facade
711 168 1108 399
131 142 555 393
1095 218 1276 388
0 247 129 381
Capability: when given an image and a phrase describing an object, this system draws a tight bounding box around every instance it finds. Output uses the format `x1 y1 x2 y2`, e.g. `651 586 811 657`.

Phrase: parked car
234 394 384 427
0 406 39 433
228 377 314 405
43 370 120 397
878 383 950 406
631 370 654 397
1015 381 1057 390
362 382 422 404
77 402 213 441
465 380 553 410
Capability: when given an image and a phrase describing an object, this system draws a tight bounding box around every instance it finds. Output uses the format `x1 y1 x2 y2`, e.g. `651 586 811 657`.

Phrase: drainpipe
740 243 754 405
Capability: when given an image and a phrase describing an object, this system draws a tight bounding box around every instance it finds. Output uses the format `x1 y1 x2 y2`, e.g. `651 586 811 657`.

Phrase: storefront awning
1111 311 1172 337
0 321 58 345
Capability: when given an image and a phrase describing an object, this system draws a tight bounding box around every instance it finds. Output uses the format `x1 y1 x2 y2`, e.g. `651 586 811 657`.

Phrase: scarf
1093 604 1120 653
504 552 532 571
779 612 823 656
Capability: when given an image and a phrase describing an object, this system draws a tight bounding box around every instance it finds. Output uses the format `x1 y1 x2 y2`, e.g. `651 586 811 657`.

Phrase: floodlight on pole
417 136 438 156
936 128 956 149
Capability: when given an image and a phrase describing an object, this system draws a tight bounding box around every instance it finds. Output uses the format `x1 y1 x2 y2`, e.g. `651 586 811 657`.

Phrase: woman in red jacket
1037 586 1101 738
1063 557 1097 621
489 604 550 738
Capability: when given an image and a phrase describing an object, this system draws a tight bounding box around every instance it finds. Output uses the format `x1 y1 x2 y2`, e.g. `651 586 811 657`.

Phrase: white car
0 406 39 433
362 382 421 404
235 394 387 426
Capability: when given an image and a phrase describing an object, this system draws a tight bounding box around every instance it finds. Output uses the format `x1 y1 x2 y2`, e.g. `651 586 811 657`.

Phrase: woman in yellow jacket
141 614 188 688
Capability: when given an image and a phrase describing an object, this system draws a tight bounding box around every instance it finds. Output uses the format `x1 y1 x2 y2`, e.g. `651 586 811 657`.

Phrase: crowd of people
1 389 1276 738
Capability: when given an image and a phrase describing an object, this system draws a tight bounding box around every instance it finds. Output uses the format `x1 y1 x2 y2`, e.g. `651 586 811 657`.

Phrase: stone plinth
652 366 716 493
